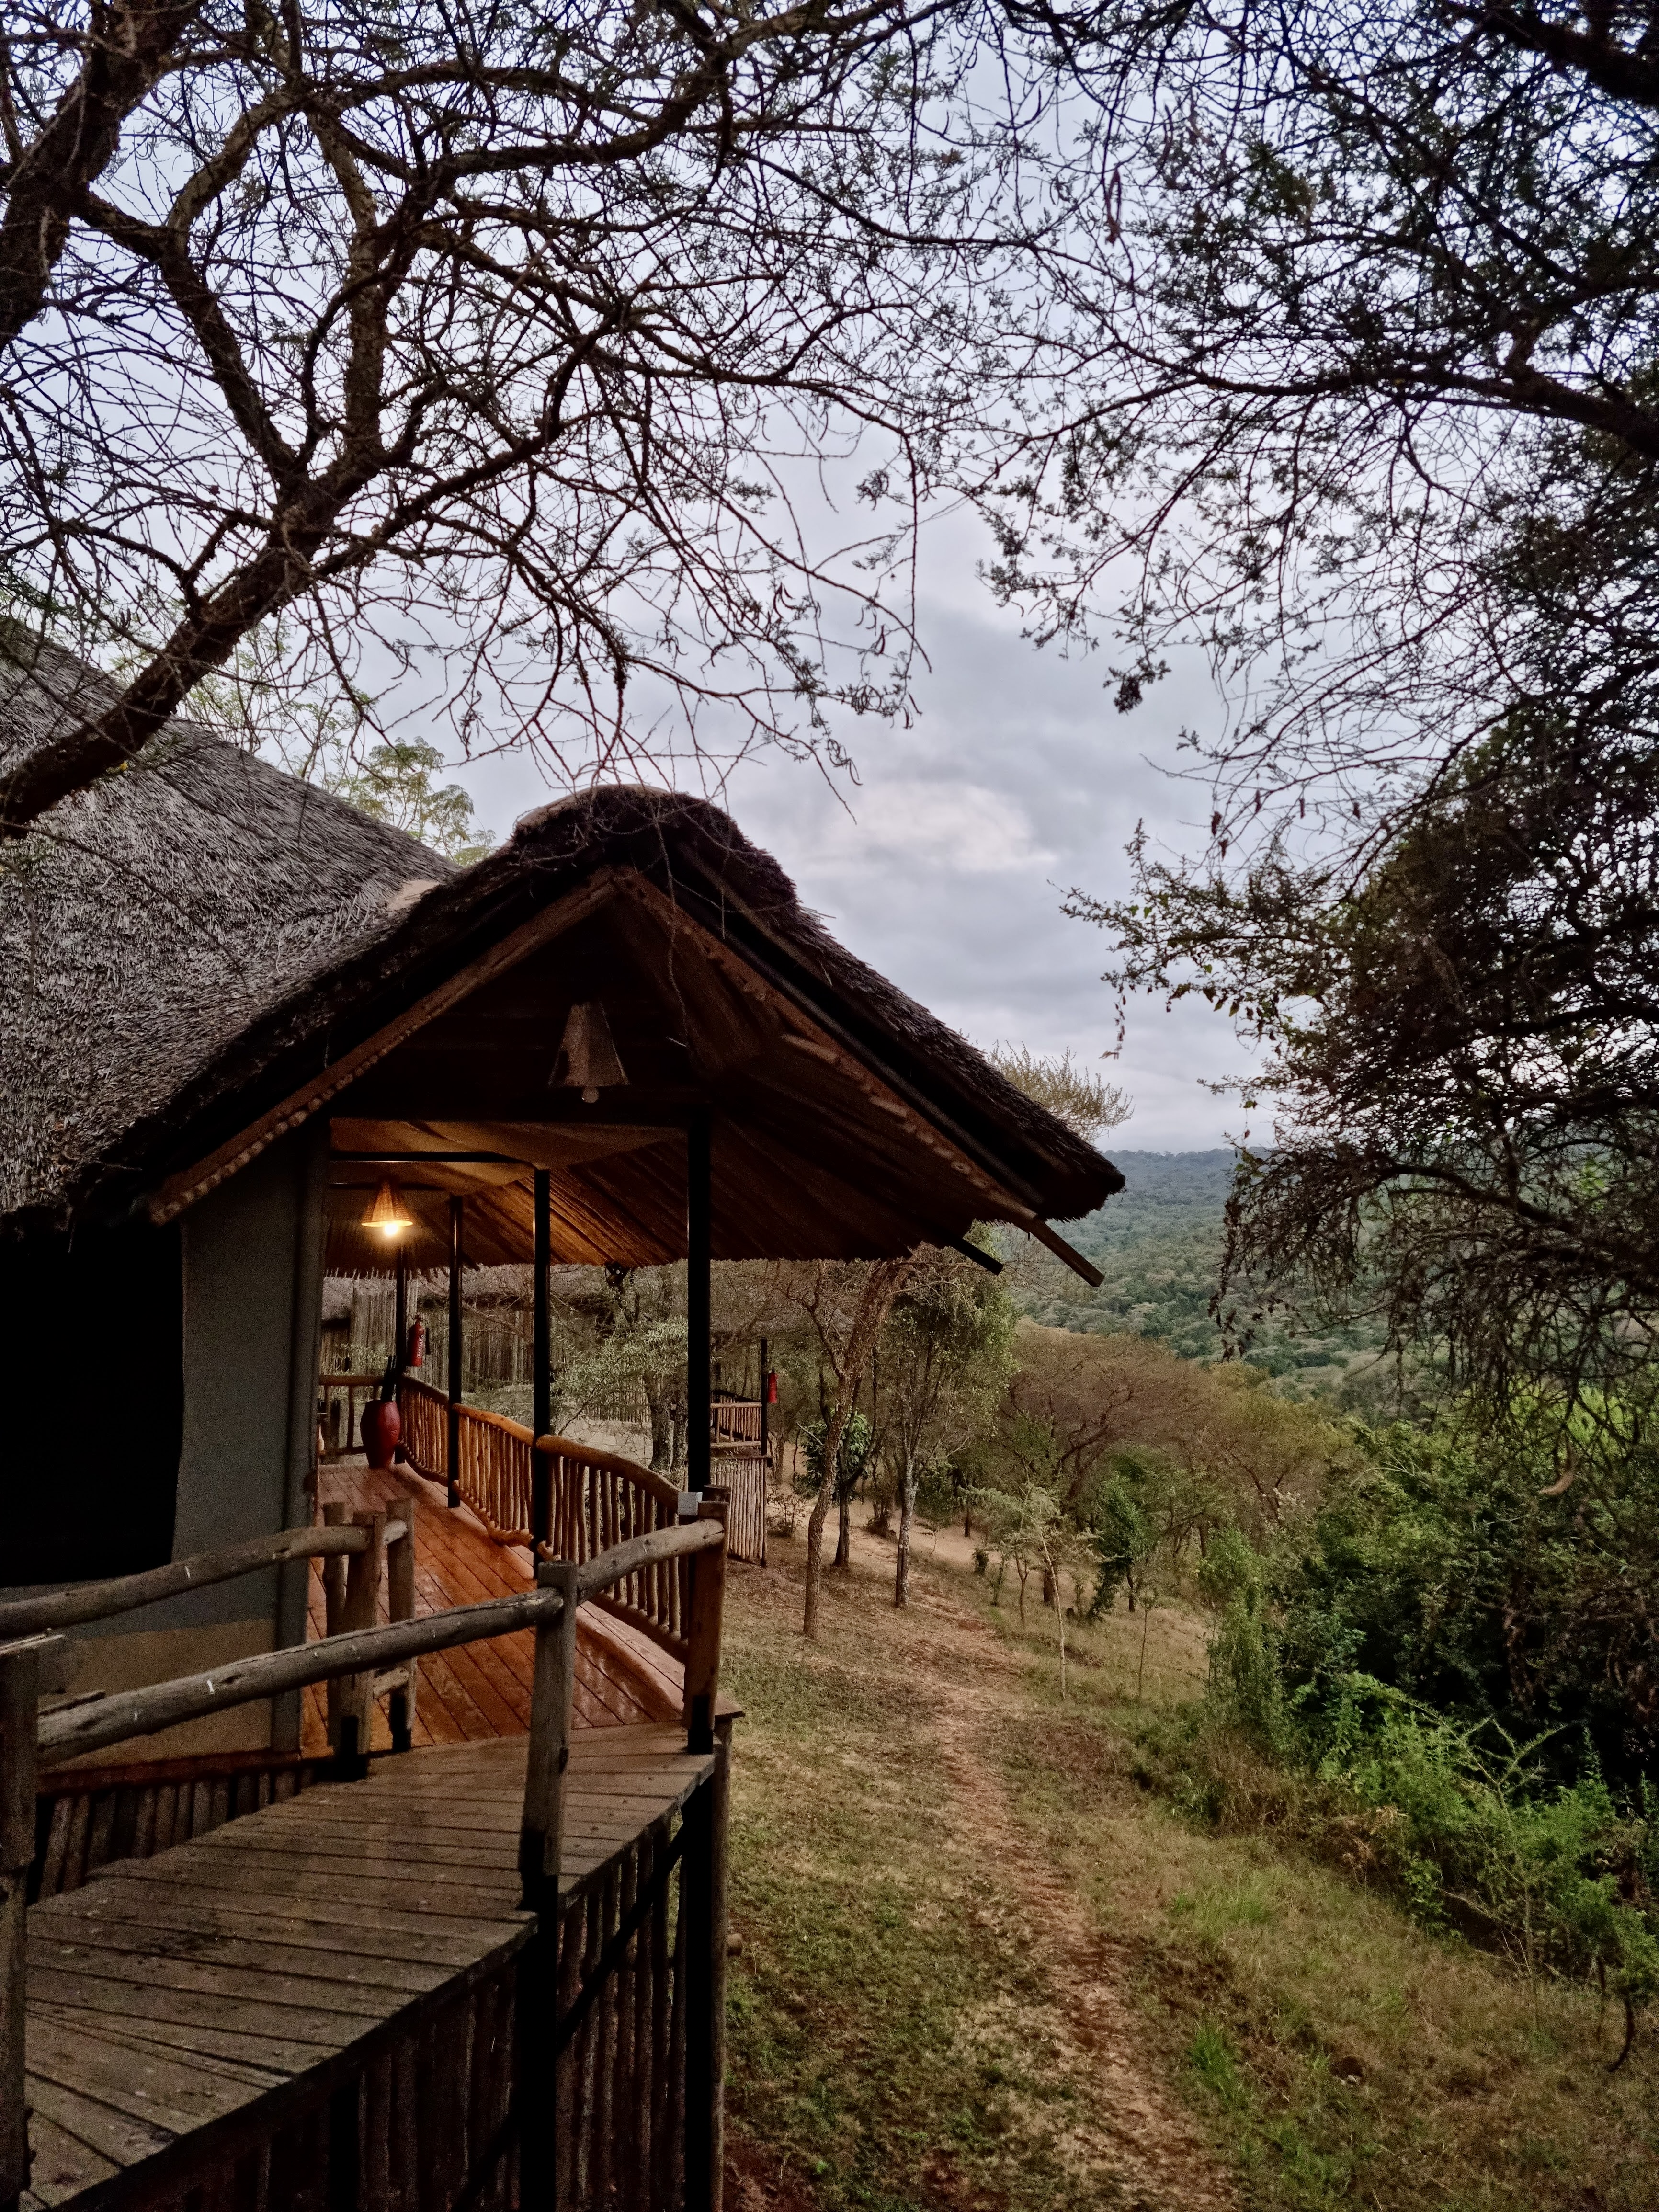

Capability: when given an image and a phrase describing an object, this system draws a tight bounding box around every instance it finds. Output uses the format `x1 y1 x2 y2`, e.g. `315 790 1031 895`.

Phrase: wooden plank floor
21 1728 713 2210
303 1459 683 1754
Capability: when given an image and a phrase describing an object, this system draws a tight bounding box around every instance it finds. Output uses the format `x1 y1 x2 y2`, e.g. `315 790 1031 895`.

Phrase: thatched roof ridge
0 642 1120 1232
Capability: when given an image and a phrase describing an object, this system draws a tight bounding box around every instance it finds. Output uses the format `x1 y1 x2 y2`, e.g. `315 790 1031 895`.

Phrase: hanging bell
552 1001 627 1104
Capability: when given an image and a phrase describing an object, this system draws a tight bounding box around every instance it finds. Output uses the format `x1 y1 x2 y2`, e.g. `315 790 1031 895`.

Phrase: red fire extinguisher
406 1317 427 1370
766 1368 779 1404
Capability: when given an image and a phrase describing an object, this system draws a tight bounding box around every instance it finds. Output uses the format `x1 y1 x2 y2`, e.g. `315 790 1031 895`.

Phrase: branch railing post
0 1638 45 2212
683 1495 727 1756
519 1558 578 2212
681 1737 725 2212
386 1499 417 1755
520 1561 579 1914
335 1510 386 1778
322 1500 349 1749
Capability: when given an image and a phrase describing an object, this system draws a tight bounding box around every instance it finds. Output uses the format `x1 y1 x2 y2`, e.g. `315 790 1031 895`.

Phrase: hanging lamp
364 1175 414 1239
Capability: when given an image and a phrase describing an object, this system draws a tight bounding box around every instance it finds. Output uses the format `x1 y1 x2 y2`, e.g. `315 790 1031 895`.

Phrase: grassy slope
721 1531 1658 2212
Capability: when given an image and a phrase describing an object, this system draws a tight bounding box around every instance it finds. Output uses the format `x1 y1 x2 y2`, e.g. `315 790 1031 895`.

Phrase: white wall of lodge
50 1130 326 1768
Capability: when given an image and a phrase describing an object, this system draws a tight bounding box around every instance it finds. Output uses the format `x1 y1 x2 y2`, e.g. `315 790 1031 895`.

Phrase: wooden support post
519 1560 578 2212
709 1717 733 2212
393 1245 408 1464
322 1501 348 1749
386 1501 417 1755
681 1736 728 2212
686 1110 712 1497
335 1510 386 1777
683 1496 727 1756
447 1195 465 1509
520 1560 579 1912
532 1167 553 1555
0 1639 45 2212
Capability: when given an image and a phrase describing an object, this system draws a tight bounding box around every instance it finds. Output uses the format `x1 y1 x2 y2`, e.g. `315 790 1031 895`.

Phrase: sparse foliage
879 1245 1015 1607
326 739 494 863
989 1045 1132 1143
0 0 1091 834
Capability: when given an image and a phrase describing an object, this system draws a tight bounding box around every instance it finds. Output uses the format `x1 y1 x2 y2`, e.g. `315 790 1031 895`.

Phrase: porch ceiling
318 880 1078 1276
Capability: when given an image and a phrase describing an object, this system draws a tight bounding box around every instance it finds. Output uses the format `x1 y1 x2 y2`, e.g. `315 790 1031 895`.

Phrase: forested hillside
1009 1152 1388 1395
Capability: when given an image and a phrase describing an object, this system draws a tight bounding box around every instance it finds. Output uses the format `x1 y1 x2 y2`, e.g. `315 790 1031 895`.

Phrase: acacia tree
879 1245 1012 1607
783 1255 912 1638
0 0 1080 829
992 0 1659 1426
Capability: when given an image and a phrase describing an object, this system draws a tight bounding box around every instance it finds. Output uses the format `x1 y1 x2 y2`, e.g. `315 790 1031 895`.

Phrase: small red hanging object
362 1397 402 1471
766 1369 779 1405
406 1317 427 1370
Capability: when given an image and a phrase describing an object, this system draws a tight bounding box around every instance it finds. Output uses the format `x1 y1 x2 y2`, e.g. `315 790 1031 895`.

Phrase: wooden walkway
304 1461 682 1754
21 1728 714 2209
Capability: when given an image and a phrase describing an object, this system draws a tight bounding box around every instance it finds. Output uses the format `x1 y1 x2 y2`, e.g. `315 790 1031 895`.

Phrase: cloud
811 777 1054 877
454 517 1259 1152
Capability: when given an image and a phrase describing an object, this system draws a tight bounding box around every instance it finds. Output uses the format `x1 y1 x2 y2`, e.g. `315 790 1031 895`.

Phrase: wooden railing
0 1510 730 2212
712 1451 770 1566
711 1400 762 1446
0 1515 405 1640
318 1370 385 1459
400 1373 537 1543
0 1510 420 1906
537 1434 688 1661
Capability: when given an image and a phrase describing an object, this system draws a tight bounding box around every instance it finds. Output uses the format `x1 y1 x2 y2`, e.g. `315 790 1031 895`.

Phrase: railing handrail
0 1521 406 1641
28 1521 723 1769
534 1430 680 1512
403 1372 537 1447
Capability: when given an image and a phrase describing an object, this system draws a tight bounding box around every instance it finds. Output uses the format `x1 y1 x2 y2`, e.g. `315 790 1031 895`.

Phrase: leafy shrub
1261 1417 1659 1790
1193 1431 1659 2041
795 1411 873 1499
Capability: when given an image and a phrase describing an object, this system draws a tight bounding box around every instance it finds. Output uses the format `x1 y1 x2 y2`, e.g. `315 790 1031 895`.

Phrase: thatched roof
0 638 455 1231
0 638 1122 1259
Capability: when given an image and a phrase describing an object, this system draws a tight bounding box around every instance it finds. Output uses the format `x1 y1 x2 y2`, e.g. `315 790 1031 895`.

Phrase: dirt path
924 1665 1239 2212
822 1519 1239 2211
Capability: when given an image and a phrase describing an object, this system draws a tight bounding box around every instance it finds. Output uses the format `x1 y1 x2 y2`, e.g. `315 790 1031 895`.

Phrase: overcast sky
451 511 1258 1151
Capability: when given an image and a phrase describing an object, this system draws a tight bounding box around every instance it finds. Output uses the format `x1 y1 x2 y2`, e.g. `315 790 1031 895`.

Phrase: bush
795 1410 873 1499
1260 1417 1659 1791
1191 1430 1659 2039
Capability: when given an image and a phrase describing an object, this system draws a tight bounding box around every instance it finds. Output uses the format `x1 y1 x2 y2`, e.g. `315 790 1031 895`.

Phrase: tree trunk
648 1388 672 1472
802 1256 912 1640
834 1485 852 1569
1041 1563 1056 1609
895 1460 918 1608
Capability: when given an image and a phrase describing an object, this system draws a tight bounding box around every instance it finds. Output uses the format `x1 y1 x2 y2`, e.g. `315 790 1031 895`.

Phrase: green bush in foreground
1173 1425 1659 2051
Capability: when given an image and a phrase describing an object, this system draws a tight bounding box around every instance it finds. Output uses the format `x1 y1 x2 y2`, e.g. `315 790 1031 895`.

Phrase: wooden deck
21 1727 715 2209
304 1460 682 1753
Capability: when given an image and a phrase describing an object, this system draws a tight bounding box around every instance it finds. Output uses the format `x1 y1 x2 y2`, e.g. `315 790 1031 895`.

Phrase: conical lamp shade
364 1176 413 1238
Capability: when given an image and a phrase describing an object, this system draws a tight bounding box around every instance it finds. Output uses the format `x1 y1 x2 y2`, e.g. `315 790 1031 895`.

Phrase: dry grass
719 1529 1659 2212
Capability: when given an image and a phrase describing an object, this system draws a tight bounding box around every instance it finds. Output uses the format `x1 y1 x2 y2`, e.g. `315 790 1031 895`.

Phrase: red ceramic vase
361 1397 402 1471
